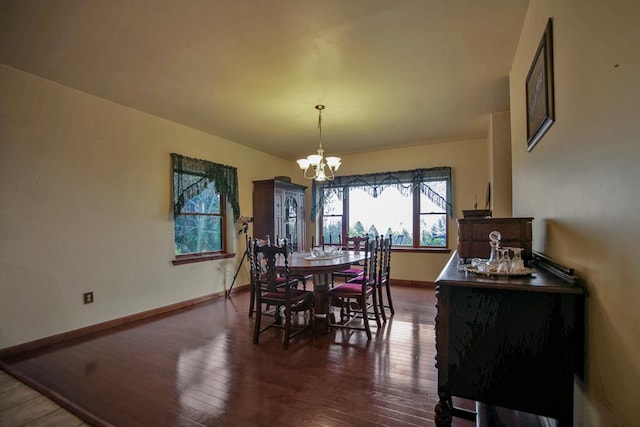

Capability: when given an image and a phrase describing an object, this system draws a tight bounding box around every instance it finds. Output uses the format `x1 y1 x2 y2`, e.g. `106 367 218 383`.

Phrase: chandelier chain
317 105 323 150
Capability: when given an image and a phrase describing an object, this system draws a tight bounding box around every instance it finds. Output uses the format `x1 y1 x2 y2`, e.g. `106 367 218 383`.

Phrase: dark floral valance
171 153 240 220
311 167 453 220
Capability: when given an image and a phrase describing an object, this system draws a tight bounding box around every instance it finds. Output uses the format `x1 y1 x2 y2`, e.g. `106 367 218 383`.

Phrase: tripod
226 225 250 298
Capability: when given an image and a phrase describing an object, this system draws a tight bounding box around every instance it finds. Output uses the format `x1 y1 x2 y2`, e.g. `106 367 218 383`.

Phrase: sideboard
433 251 584 426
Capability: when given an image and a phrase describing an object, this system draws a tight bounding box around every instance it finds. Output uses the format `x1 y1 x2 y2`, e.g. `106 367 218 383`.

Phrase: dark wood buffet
434 251 584 426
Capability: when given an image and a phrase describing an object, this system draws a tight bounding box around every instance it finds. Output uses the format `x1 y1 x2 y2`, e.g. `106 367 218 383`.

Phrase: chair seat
329 281 373 296
263 288 312 300
347 274 371 284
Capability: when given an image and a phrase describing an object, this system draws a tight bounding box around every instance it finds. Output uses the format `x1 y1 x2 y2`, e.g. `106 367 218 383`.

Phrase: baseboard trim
1 279 428 359
0 284 251 359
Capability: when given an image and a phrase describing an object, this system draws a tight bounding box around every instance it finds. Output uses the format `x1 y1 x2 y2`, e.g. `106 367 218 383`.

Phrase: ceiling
0 0 529 160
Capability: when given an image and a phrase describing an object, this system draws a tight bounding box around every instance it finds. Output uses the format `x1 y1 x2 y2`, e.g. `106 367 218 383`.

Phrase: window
174 181 224 254
313 168 452 249
171 154 240 263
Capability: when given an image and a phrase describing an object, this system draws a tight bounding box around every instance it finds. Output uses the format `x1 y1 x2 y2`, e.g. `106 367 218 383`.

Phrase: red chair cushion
330 282 372 296
348 274 370 284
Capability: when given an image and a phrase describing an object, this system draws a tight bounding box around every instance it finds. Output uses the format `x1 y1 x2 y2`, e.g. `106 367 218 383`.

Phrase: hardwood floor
0 286 446 426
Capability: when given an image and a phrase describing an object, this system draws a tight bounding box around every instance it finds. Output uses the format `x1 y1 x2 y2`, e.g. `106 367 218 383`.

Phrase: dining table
278 250 366 332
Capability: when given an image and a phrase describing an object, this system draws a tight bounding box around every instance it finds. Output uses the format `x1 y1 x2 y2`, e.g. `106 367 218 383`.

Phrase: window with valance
312 167 453 248
171 153 240 261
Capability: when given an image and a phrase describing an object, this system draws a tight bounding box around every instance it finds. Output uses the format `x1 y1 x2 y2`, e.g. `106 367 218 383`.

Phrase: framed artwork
525 18 555 152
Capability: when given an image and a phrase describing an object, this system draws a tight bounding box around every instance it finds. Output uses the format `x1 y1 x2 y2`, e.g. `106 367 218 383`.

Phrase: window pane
175 214 223 254
348 187 412 245
420 180 447 214
322 189 343 215
321 217 342 245
420 214 447 247
180 182 221 214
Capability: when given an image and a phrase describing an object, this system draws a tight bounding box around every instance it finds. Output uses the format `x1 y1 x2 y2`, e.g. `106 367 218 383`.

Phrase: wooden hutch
252 178 307 252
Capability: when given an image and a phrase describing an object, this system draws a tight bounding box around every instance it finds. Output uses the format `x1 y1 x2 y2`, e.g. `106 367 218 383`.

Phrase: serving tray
462 265 536 277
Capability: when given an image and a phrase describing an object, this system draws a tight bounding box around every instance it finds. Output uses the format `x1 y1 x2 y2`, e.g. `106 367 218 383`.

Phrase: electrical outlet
83 291 94 304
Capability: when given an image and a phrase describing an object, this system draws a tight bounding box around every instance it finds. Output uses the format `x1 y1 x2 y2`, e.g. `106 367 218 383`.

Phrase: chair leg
385 282 395 315
249 282 255 317
371 289 382 329
253 299 262 344
283 304 291 349
361 296 372 340
377 283 387 322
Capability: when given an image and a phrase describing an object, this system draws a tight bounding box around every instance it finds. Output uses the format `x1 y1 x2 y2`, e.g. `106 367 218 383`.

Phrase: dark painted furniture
457 217 533 261
434 251 584 426
252 179 306 252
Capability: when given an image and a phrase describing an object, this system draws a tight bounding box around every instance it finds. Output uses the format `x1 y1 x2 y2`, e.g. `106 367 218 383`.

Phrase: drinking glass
497 248 511 274
510 247 525 273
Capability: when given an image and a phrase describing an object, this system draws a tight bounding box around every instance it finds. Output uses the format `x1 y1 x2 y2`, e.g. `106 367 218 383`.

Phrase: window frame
315 168 452 253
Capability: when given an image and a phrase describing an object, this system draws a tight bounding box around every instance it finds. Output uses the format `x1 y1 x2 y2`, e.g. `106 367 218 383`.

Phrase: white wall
0 64 297 348
510 1 640 425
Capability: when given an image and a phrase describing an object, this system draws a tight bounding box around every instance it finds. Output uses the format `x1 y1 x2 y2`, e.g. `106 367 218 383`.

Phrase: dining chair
327 236 381 339
276 235 312 290
331 235 368 285
248 236 296 317
252 238 314 349
376 235 394 321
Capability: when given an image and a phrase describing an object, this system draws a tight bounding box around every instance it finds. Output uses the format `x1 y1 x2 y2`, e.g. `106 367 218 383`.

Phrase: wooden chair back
345 235 368 251
378 235 391 284
361 236 378 286
254 240 291 293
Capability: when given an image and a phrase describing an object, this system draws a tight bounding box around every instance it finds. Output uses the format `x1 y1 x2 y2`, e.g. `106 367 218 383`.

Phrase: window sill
173 252 236 265
391 247 452 254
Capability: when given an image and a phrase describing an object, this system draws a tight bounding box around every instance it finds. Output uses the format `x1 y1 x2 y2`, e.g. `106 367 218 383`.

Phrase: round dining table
278 250 366 332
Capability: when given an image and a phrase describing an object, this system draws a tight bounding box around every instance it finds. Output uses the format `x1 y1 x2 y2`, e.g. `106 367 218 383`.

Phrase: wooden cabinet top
436 251 584 295
252 179 307 191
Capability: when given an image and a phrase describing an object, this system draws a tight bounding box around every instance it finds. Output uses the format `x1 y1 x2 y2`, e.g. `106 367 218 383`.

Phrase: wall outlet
83 291 94 304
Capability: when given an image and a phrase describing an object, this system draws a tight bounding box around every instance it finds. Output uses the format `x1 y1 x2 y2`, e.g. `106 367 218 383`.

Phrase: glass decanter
488 230 502 271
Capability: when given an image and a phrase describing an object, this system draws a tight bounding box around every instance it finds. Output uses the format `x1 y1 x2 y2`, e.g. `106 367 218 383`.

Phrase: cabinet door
283 194 298 251
274 187 284 242
296 191 306 251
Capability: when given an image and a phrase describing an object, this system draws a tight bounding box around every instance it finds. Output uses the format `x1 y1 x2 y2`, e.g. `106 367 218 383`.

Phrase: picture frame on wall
525 18 555 152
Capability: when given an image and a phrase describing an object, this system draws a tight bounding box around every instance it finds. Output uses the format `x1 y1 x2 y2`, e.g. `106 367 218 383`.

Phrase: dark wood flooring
0 286 546 427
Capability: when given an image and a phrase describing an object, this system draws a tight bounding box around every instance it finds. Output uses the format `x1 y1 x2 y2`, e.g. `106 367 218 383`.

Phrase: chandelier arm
303 166 316 180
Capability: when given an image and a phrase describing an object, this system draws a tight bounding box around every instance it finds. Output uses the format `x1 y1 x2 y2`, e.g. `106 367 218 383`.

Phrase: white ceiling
0 0 529 160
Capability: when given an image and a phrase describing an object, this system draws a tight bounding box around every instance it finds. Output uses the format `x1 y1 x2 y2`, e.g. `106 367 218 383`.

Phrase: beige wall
0 64 489 349
0 64 300 348
488 111 513 217
510 1 640 425
331 139 489 282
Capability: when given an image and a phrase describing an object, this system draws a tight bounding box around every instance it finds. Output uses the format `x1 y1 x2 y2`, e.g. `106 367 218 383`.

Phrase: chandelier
296 105 341 181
